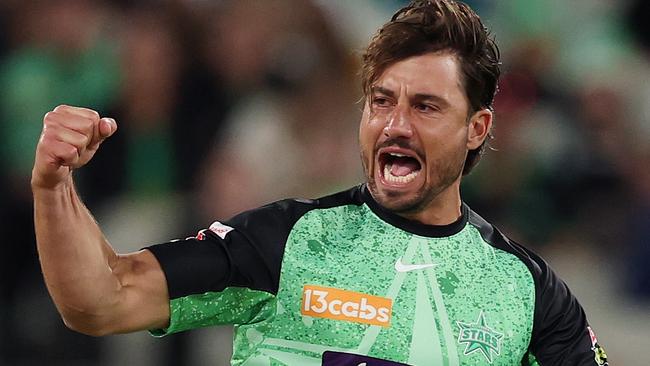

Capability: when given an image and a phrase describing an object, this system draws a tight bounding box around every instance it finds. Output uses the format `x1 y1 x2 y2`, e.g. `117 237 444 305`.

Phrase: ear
466 109 493 150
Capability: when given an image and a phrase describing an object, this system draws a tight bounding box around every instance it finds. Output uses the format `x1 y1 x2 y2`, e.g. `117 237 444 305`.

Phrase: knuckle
82 118 96 133
89 109 100 120
64 145 80 160
80 134 90 146
39 131 54 144
80 108 100 121
43 111 56 123
53 104 69 112
41 123 57 137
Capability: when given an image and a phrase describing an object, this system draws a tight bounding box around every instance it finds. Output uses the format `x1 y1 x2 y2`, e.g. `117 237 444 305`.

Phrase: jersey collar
360 184 468 238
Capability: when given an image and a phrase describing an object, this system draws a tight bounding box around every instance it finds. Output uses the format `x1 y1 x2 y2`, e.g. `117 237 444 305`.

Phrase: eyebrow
371 86 451 110
372 86 396 98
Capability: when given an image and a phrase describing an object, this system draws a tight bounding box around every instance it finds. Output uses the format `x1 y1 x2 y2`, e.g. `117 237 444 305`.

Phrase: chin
371 183 430 214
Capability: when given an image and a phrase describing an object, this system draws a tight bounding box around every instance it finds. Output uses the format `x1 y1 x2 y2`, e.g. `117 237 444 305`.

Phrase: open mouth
378 150 422 185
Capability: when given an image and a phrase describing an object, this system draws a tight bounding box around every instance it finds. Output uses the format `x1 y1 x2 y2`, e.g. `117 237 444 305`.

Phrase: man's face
359 52 490 216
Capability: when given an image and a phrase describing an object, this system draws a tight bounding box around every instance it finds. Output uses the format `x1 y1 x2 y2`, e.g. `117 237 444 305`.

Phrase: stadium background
0 0 648 364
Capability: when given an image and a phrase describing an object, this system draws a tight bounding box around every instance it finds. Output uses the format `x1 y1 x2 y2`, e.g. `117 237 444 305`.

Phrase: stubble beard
361 149 466 216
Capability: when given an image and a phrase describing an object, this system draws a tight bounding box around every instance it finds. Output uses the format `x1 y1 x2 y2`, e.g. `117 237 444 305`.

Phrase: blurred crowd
0 0 647 365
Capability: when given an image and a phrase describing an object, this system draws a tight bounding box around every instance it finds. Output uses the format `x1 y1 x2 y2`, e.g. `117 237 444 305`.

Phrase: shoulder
465 205 549 280
464 205 567 327
223 185 365 233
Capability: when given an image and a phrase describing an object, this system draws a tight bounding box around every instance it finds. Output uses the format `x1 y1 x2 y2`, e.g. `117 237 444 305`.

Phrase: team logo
302 285 392 327
588 326 608 366
456 311 503 363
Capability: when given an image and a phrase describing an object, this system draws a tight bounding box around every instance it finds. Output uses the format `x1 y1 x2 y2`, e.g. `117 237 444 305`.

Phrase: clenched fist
32 105 117 190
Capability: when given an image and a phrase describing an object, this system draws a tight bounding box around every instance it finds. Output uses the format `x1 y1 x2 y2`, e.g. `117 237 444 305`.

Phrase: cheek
358 112 383 152
421 125 468 163
359 126 375 172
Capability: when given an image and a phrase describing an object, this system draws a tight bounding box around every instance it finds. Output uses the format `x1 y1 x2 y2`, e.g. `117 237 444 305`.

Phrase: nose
383 103 413 139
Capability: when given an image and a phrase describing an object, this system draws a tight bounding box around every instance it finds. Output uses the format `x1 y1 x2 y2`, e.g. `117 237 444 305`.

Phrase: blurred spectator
627 0 650 53
80 4 181 207
551 85 631 249
0 0 119 193
462 38 575 247
623 0 650 301
622 143 650 300
195 0 363 221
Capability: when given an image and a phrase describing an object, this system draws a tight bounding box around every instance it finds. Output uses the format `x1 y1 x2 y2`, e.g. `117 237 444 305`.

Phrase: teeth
383 163 419 184
389 153 407 157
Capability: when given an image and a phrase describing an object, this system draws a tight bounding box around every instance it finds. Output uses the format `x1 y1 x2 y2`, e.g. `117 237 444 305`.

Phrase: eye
414 103 439 113
371 96 391 108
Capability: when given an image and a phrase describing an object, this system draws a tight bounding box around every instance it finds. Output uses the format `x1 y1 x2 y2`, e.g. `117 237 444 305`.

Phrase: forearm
33 175 122 332
32 106 170 335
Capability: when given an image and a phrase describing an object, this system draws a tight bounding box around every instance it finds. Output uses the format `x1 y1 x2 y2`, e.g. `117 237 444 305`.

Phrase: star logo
456 311 503 363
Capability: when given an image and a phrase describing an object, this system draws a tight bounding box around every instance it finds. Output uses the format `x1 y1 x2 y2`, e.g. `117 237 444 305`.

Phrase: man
32 0 608 365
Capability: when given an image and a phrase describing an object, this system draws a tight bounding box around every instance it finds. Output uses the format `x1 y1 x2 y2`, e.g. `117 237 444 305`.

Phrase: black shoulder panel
146 186 364 300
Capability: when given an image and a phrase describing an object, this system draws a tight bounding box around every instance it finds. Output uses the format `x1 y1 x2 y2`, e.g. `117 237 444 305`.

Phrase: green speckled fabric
150 288 276 337
157 203 536 365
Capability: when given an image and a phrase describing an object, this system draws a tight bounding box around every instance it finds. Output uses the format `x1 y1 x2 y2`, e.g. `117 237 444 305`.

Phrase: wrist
31 171 74 195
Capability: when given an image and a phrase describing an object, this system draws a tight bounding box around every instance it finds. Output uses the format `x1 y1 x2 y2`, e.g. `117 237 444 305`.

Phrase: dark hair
361 0 500 175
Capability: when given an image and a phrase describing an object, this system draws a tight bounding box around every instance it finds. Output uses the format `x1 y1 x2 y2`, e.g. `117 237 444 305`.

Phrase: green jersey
147 185 607 365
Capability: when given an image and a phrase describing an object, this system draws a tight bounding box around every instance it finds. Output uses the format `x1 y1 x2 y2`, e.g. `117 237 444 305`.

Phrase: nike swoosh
394 257 437 272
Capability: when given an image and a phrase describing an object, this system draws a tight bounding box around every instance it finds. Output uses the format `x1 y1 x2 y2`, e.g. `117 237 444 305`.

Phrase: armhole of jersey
522 351 541 366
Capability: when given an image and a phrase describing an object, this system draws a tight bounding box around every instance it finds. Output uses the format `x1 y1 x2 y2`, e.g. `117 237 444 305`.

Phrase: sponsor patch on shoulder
209 221 234 239
588 326 608 366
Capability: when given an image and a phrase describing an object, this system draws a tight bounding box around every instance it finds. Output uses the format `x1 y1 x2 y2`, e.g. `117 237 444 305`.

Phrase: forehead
374 52 465 101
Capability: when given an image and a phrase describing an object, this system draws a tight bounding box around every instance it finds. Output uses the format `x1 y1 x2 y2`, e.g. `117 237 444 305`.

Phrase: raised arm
32 105 170 336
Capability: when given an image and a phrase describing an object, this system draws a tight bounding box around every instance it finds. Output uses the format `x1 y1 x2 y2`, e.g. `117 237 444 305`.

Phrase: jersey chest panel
234 204 535 366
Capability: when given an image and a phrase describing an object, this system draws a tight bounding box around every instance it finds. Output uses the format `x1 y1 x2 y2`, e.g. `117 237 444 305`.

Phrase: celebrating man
32 0 608 365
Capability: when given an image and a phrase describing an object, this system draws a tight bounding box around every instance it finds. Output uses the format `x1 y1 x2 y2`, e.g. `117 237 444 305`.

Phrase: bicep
108 249 170 333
